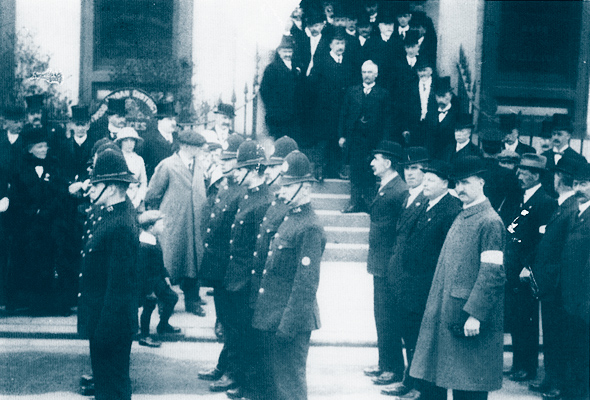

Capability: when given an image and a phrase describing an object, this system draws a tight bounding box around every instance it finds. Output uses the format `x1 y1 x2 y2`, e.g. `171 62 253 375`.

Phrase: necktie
364 87 371 95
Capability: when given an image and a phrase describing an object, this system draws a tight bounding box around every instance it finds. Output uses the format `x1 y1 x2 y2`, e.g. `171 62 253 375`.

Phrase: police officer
252 150 326 400
77 148 140 400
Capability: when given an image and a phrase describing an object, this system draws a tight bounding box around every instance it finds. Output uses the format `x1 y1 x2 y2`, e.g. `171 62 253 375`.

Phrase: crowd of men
1 1 589 400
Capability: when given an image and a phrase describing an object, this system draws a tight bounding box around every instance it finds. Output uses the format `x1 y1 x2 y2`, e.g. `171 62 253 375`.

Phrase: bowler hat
214 103 235 118
71 105 90 125
115 127 144 143
234 140 266 169
401 147 429 166
434 77 452 96
90 148 137 184
220 134 246 160
25 94 44 111
266 136 299 166
455 113 474 130
279 151 317 185
518 153 547 172
497 149 520 164
423 160 453 181
415 57 433 71
176 130 207 147
277 35 295 50
372 140 404 160
331 26 348 42
403 30 421 47
105 98 127 116
573 161 590 182
2 106 26 121
155 102 176 119
451 155 487 181
551 113 573 133
553 154 587 177
23 126 48 148
499 113 520 133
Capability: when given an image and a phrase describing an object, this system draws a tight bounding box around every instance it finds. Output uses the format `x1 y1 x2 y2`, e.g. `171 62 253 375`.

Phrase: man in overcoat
141 101 176 179
145 130 208 317
77 148 139 400
252 150 326 400
363 140 408 386
410 156 506 400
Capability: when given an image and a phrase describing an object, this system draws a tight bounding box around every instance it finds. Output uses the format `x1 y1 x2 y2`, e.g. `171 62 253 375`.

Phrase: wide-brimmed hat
455 113 474 131
25 94 44 111
220 134 246 160
377 7 396 24
71 105 90 125
451 156 487 181
176 130 207 147
266 136 299 166
90 148 137 184
497 149 521 163
400 147 429 166
372 140 403 160
279 151 317 186
155 102 176 119
214 103 235 118
422 160 453 181
517 153 547 172
304 8 326 25
233 140 266 169
114 127 144 143
553 154 587 177
105 98 127 116
2 106 26 121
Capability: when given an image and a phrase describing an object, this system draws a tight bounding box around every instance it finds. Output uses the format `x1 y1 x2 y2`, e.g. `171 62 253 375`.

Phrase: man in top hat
357 12 374 51
24 94 45 129
0 106 26 179
338 59 393 213
504 154 556 383
59 105 95 184
362 7 399 91
428 77 460 159
410 156 506 400
77 148 139 400
141 101 176 179
252 150 326 400
389 30 426 102
382 160 462 399
202 103 236 151
499 114 535 156
557 162 590 400
260 35 302 141
101 98 127 141
299 9 327 77
145 130 208 318
440 114 482 163
363 140 408 386
221 140 272 399
527 156 587 400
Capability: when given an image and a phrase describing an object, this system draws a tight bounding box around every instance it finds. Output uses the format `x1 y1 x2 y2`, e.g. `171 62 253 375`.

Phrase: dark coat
140 127 175 179
440 141 482 164
389 193 462 313
513 141 536 155
367 175 408 277
0 130 25 180
541 148 587 198
77 199 140 341
57 136 95 182
532 195 578 300
410 200 506 391
399 78 438 146
138 237 168 299
561 206 590 324
482 159 522 226
223 184 272 292
252 202 326 335
429 98 460 159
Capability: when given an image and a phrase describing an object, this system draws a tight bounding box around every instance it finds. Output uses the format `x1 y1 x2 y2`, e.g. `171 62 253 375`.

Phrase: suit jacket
505 185 557 288
0 131 24 180
561 206 590 323
541 148 587 198
399 78 438 146
367 175 408 277
533 195 578 300
389 192 462 312
429 98 460 159
140 127 175 179
57 136 95 182
440 141 482 164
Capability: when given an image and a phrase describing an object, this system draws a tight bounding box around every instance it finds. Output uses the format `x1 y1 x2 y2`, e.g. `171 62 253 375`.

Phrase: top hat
220 134 246 160
401 146 430 166
451 155 487 181
266 136 299 166
90 148 137 184
304 8 326 25
376 7 396 24
404 29 421 47
518 153 547 172
279 150 317 185
357 11 371 26
573 160 590 182
176 130 207 147
277 35 295 50
155 102 176 119
423 159 453 181
23 126 48 148
105 98 127 116
455 113 474 130
25 94 44 111
71 105 90 125
499 113 520 133
434 77 452 96
372 140 404 160
478 126 505 143
214 103 235 118
553 154 587 177
234 140 266 169
497 149 521 163
551 113 573 133
3 106 26 121
395 1 412 16
115 127 144 143
540 118 553 139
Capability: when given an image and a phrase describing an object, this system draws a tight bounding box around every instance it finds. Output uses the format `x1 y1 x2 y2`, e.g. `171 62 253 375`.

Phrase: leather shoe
542 389 562 400
157 323 182 335
530 380 551 393
363 365 382 377
382 388 421 399
80 375 94 386
209 374 238 392
342 205 365 214
372 371 402 385
80 383 95 396
198 367 224 381
226 387 250 399
380 382 411 396
186 304 206 317
138 336 162 348
509 370 536 382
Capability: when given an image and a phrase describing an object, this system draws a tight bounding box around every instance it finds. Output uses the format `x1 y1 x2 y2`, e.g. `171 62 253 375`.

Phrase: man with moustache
440 114 482 163
429 77 459 159
363 141 408 386
499 114 535 156
202 103 236 150
504 154 556 382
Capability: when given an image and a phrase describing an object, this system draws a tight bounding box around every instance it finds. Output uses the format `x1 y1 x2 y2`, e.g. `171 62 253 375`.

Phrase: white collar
553 144 569 154
505 141 518 152
427 191 448 211
579 199 590 216
282 58 292 70
558 190 575 206
523 183 542 204
7 131 19 144
463 195 486 209
399 25 410 33
73 134 87 146
330 51 343 63
159 129 174 143
381 32 392 42
363 82 376 89
438 103 452 113
359 36 367 46
456 140 470 152
420 77 432 88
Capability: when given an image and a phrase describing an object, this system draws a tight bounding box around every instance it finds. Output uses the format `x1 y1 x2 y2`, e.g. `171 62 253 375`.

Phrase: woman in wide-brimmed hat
115 127 147 208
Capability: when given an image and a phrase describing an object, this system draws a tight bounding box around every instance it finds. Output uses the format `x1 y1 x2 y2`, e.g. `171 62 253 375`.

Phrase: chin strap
268 173 281 187
285 183 304 205
90 184 109 204
238 169 251 186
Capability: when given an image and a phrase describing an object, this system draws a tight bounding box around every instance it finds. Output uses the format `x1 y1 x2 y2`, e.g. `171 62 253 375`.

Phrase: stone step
311 179 350 195
325 226 369 244
311 193 350 211
323 243 369 263
317 210 370 227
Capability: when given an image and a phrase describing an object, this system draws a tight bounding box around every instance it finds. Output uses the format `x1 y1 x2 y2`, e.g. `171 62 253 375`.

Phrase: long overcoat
145 153 206 282
410 199 506 392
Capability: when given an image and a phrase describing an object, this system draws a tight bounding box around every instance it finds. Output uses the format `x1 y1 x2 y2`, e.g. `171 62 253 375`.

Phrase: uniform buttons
90 214 94 219
266 229 271 233
82 253 85 258
244 195 249 199
284 216 289 221
78 293 81 297
92 221 96 225
207 228 211 233
271 201 276 206
380 192 384 196
231 224 235 228
87 230 91 234
251 269 255 275
253 251 258 256
222 208 226 212
88 249 92 253
80 250 84 255
274 233 279 238
205 243 209 247
79 273 82 278
230 255 233 259
237 209 241 213
263 269 267 275
259 288 264 294
88 234 92 239
216 198 221 203
229 239 233 244
211 213 215 218
239 220 244 225
257 234 261 238
263 217 267 221
268 251 273 256
98 217 102 221
278 245 283 249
